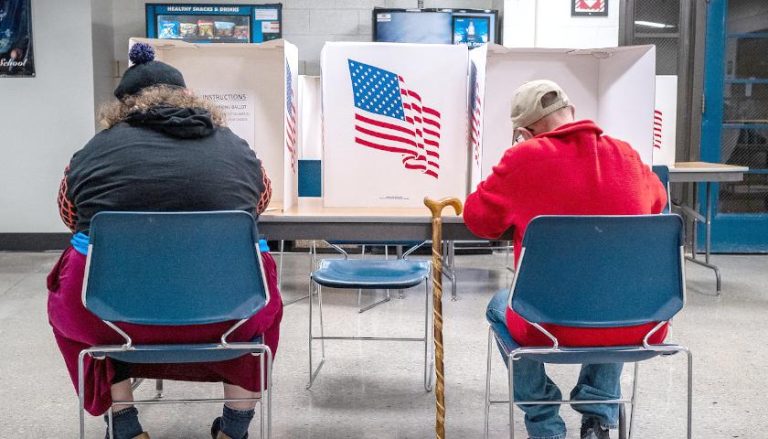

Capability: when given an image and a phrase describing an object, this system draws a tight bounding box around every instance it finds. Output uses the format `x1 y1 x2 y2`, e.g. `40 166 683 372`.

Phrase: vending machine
145 3 282 43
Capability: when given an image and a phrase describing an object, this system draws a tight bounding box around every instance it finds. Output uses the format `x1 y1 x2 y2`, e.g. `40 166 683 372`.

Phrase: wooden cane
424 196 463 439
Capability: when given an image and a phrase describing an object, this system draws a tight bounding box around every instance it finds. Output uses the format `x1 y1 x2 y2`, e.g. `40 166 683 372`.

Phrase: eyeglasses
513 127 536 145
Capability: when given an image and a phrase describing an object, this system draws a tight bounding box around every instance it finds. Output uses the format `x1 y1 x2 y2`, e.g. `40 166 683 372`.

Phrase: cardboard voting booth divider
321 42 470 208
129 38 299 210
653 75 678 167
469 44 657 188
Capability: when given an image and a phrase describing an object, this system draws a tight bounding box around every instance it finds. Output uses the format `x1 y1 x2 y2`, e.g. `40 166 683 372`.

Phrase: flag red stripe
355 124 418 147
355 137 415 156
355 113 415 137
422 106 441 118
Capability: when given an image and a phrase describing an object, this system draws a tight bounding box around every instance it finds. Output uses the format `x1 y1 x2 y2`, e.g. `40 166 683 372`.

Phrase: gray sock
104 406 143 439
221 405 255 439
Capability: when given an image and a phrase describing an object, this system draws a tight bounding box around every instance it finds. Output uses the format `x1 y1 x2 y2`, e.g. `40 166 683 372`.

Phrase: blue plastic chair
652 165 672 213
484 215 691 439
307 240 433 391
78 211 273 439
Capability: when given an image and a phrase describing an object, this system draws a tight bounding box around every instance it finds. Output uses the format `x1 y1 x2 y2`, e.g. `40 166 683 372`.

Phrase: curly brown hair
98 85 226 129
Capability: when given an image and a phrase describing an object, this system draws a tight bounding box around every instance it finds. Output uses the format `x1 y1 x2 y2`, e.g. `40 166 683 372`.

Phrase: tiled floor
1 250 766 438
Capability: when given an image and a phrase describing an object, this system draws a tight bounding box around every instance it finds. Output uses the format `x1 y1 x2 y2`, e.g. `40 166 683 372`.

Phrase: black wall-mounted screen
373 8 499 47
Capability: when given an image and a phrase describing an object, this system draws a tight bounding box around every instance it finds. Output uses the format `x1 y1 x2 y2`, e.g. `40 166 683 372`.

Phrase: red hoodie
465 120 668 347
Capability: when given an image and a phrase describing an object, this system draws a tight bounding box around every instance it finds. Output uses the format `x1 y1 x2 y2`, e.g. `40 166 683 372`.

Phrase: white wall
110 0 497 79
0 0 95 233
504 0 618 48
91 0 116 129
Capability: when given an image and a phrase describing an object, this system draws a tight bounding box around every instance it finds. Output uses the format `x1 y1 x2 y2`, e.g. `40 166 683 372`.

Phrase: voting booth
469 44 657 188
321 42 470 208
129 38 299 210
653 75 678 167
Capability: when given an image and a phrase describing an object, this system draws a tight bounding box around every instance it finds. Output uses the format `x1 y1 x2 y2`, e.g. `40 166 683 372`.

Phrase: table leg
691 182 698 260
684 181 723 294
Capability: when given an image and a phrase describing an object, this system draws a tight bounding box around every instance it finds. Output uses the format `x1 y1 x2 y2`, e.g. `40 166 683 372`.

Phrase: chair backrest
652 165 672 213
84 211 269 326
509 215 684 328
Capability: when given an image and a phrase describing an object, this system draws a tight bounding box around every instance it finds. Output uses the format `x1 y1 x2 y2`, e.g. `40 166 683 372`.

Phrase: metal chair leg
284 241 313 307
307 282 326 389
508 356 516 439
277 240 285 292
619 404 627 439
259 350 265 439
78 351 87 439
155 379 163 399
686 350 693 439
107 406 114 439
267 348 273 439
357 245 366 308
358 289 392 313
484 328 493 439
629 362 640 438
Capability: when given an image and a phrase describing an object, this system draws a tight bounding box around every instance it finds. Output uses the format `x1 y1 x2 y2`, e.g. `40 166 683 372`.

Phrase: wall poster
572 0 608 17
0 0 34 77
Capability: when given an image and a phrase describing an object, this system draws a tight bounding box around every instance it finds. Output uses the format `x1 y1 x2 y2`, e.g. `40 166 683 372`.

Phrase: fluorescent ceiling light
635 20 676 29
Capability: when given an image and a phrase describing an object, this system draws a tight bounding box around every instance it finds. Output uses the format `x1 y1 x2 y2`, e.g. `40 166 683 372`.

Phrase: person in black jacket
49 43 281 439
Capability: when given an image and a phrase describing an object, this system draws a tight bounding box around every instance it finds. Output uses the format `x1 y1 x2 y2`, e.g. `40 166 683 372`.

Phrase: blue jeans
486 290 622 439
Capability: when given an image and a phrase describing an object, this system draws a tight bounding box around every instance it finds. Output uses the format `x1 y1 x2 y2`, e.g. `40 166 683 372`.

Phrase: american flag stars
348 60 406 120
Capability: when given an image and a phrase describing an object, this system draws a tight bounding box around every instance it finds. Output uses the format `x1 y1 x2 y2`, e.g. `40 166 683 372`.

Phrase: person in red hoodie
464 80 667 439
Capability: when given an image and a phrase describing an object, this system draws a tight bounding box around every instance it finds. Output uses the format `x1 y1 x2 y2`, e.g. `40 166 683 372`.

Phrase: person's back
65 107 267 234
468 80 666 439
465 119 666 264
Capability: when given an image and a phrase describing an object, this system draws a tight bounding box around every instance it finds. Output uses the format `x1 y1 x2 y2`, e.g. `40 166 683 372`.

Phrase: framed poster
572 0 608 17
0 0 35 77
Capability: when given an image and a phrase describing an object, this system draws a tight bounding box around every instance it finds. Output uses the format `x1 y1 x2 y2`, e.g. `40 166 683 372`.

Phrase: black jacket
60 105 268 233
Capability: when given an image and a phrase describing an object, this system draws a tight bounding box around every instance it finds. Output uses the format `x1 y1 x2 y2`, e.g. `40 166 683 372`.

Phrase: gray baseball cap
510 80 571 131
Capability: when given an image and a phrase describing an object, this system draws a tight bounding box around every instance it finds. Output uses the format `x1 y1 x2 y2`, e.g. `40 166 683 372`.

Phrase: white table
669 162 749 293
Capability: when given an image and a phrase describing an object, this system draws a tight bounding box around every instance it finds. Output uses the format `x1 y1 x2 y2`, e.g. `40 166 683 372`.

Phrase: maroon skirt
47 246 284 416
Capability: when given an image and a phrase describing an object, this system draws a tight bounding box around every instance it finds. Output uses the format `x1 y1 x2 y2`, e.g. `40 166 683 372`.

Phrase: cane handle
424 197 463 218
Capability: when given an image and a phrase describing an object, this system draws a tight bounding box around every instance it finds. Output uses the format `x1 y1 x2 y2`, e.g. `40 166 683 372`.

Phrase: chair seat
311 259 430 289
95 336 265 364
493 325 677 364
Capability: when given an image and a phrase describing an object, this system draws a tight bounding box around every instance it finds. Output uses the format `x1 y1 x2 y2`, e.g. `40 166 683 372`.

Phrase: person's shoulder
601 135 643 159
504 137 556 161
211 126 252 149
72 123 132 156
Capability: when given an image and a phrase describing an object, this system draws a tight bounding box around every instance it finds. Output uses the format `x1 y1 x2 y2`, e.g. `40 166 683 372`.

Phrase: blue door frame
700 0 768 253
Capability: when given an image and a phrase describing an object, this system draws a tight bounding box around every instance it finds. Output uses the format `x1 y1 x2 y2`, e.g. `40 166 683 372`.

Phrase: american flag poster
285 60 298 174
321 43 469 208
468 45 487 190
282 43 300 209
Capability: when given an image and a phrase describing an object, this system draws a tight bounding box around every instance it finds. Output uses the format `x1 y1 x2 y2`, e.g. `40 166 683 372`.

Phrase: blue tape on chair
298 159 322 197
71 232 89 255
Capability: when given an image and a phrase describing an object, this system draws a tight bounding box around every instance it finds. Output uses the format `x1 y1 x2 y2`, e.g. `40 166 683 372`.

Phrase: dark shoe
580 418 610 439
211 417 249 439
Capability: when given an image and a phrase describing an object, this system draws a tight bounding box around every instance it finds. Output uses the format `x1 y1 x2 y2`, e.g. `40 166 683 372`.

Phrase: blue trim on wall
298 159 322 197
